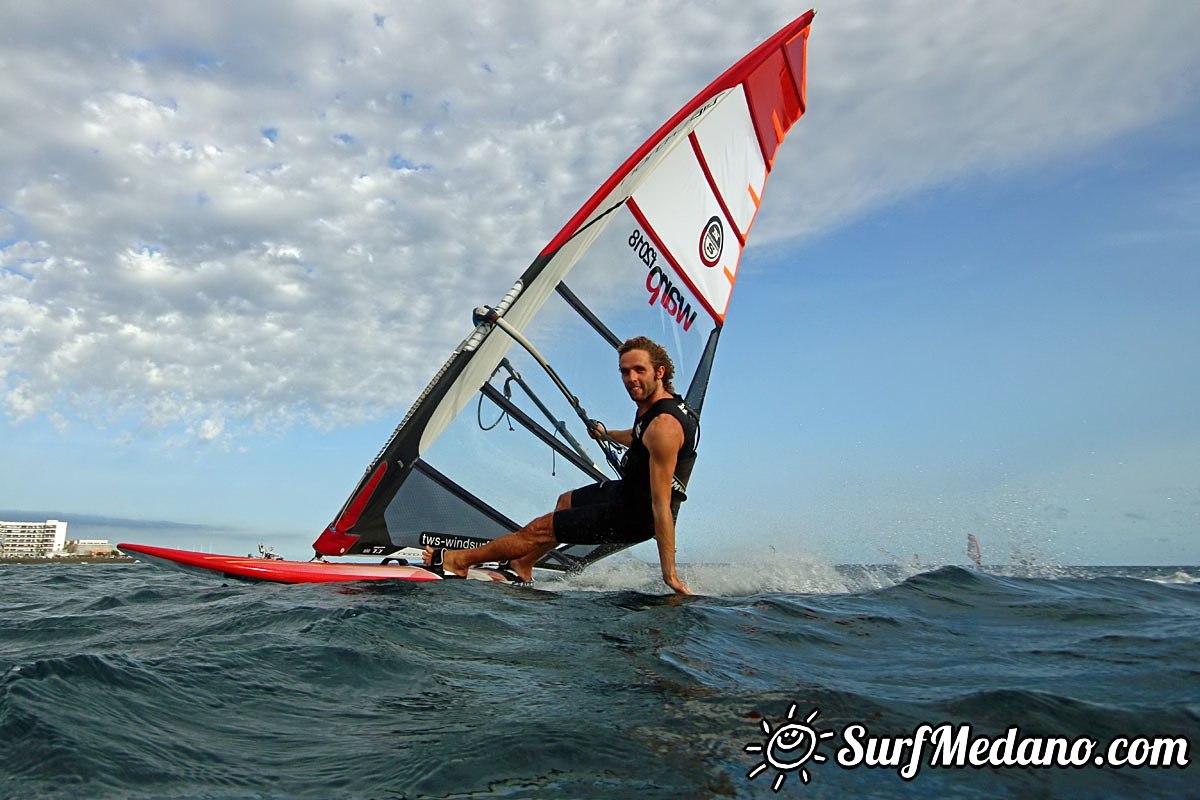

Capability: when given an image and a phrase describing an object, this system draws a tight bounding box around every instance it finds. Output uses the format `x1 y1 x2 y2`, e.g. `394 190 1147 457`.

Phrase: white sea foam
1149 569 1199 585
555 550 910 597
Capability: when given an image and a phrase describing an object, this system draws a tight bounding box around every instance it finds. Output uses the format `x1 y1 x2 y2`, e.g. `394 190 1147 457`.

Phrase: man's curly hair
618 336 675 393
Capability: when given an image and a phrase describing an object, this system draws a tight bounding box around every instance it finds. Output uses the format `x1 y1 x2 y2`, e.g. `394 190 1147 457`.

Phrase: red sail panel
314 461 388 555
744 49 805 170
784 26 809 112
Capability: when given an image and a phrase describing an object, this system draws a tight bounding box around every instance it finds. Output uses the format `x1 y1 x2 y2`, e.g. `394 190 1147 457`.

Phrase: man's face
619 348 663 403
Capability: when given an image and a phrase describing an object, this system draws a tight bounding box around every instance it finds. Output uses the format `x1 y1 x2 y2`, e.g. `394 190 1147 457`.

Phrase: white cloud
1 0 1198 439
765 1 1200 242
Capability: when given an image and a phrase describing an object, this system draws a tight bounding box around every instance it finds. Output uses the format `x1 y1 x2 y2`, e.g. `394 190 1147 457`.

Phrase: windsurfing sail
313 12 815 572
967 534 982 566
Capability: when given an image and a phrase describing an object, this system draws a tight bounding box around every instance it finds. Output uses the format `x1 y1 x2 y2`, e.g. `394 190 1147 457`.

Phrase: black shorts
552 481 656 545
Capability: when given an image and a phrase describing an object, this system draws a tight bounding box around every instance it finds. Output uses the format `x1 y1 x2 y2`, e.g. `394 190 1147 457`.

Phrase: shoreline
0 556 137 565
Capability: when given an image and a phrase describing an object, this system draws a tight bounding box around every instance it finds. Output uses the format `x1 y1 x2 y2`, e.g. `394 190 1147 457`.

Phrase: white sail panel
630 142 743 323
691 85 768 237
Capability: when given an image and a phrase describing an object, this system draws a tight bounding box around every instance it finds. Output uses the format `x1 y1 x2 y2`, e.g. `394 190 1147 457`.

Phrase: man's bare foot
504 556 535 582
422 546 469 578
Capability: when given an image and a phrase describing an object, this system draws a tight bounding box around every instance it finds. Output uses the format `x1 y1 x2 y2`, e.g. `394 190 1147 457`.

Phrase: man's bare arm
644 415 692 595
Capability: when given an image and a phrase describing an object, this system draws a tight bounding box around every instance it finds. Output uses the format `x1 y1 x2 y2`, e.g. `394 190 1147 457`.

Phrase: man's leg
422 498 561 578
505 491 572 580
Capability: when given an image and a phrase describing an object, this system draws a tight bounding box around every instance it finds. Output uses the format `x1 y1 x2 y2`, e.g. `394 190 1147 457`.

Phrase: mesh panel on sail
382 460 517 546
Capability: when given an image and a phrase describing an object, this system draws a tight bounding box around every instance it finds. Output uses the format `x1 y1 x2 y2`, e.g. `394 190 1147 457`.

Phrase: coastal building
0 519 68 557
65 539 114 556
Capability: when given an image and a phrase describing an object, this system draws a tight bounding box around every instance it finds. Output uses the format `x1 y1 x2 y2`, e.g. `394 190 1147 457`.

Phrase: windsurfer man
424 336 696 595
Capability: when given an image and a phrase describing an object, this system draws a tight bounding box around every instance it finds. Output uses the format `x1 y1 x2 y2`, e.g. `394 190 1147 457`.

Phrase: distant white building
0 519 68 557
66 539 113 556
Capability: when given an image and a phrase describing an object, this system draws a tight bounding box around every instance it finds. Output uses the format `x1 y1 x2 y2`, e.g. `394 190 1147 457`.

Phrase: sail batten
479 383 608 483
314 12 815 564
556 283 623 349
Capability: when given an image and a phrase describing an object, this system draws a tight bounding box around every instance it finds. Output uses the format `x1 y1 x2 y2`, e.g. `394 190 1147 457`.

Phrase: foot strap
429 548 463 579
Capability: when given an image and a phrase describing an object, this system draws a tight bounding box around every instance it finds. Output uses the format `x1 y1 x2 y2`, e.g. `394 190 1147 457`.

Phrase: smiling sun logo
745 704 837 791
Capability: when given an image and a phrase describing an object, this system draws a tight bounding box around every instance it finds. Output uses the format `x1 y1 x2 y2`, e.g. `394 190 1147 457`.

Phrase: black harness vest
620 394 699 510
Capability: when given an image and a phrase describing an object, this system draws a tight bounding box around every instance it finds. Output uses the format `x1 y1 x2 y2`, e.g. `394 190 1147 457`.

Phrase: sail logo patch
700 215 724 267
419 532 492 550
629 228 698 332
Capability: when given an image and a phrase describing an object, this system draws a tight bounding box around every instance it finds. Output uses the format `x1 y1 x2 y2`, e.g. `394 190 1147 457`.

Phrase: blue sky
2 1 1198 566
697 111 1200 566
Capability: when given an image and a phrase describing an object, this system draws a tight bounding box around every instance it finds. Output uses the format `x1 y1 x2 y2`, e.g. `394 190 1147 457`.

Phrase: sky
2 0 1198 566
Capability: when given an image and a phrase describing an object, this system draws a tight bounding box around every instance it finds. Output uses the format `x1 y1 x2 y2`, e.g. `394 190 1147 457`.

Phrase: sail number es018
629 228 698 332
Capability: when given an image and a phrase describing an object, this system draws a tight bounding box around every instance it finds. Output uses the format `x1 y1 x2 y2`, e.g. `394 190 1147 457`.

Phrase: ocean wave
1 562 1196 799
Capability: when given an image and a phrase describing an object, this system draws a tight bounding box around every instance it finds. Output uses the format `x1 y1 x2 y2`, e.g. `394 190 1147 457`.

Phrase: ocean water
1 557 1196 799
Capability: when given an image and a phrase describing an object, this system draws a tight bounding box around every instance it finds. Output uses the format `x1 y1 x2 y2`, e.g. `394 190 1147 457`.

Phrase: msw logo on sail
629 228 698 332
